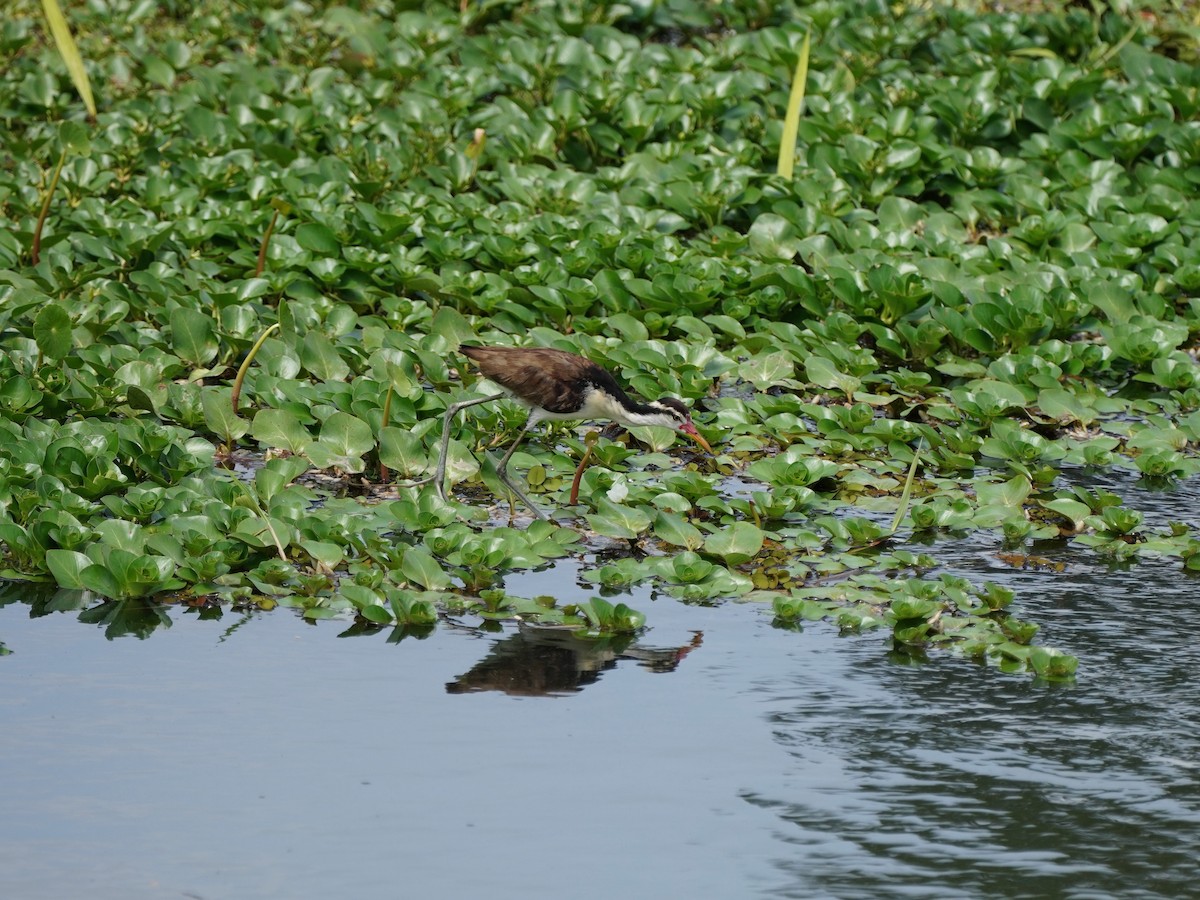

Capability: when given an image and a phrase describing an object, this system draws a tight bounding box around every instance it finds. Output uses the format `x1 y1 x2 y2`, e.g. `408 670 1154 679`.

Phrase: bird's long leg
493 416 545 520
431 392 505 503
397 393 503 492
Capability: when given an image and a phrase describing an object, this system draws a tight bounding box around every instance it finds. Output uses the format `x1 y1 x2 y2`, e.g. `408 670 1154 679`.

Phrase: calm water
2 474 1199 900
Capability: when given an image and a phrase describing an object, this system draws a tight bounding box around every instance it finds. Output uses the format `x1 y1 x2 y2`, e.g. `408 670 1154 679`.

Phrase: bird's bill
680 421 712 453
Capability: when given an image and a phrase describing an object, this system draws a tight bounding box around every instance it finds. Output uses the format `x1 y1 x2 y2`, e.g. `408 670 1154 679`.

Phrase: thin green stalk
231 322 281 414
379 384 394 483
31 149 66 265
255 207 280 277
234 480 288 562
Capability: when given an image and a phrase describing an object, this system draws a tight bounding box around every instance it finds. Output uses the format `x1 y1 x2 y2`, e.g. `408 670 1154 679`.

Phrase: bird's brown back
461 346 613 414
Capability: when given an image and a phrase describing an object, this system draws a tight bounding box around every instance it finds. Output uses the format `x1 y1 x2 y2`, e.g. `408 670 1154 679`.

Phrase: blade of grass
777 31 811 179
40 0 97 119
889 447 922 535
234 480 288 562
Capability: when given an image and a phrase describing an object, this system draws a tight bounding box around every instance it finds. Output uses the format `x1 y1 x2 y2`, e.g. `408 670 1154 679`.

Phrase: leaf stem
232 322 281 414
31 149 67 265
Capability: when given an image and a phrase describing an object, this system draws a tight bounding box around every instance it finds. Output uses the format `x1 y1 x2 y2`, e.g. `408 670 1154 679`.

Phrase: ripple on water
744 472 1200 899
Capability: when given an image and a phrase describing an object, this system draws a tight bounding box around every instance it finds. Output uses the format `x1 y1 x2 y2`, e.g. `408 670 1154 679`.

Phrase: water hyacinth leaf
300 541 344 569
1029 646 1078 679
1040 499 1092 531
703 522 764 565
202 388 249 444
79 564 123 599
976 475 1032 509
295 222 340 256
254 457 311 499
319 412 373 457
653 511 704 550
741 352 795 389
252 409 311 454
671 551 715 583
1087 281 1136 324
576 597 645 633
441 440 479 486
585 498 652 540
170 307 219 366
805 357 860 399
360 603 394 625
401 547 452 590
343 583 393 624
305 411 374 472
629 425 677 453
301 331 351 382
379 427 427 476
1036 389 1095 425
748 214 801 261
45 549 92 589
890 597 940 620
34 304 72 360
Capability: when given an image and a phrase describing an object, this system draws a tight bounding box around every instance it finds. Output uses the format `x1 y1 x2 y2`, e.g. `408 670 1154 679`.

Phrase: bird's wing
462 347 599 414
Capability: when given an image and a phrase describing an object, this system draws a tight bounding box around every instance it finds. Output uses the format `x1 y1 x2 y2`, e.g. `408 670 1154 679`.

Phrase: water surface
2 474 1198 899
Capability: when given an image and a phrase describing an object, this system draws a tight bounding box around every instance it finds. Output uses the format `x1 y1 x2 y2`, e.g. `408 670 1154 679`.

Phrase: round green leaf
703 522 764 565
34 304 73 360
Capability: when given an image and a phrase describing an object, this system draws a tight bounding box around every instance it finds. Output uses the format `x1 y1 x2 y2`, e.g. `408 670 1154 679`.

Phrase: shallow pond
3 476 1199 900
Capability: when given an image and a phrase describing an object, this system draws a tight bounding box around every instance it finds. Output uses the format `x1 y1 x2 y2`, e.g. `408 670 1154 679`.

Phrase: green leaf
748 214 800 261
45 549 91 589
741 352 795 389
301 331 350 382
653 511 704 550
251 409 311 454
585 499 652 540
296 223 340 256
320 411 373 456
891 597 939 620
671 551 715 583
300 540 344 568
379 427 426 475
34 304 72 360
1041 499 1091 531
58 120 91 155
304 412 373 472
805 357 861 399
1088 281 1135 325
79 564 123 599
1029 646 1078 678
202 388 249 443
358 602 394 625
703 522 764 565
401 547 451 590
170 307 219 366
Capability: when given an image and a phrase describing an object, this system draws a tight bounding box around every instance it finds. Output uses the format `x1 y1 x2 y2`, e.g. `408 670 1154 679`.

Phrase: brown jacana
426 345 712 519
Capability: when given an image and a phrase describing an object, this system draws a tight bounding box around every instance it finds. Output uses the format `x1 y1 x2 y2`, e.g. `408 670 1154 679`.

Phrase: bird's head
648 398 713 453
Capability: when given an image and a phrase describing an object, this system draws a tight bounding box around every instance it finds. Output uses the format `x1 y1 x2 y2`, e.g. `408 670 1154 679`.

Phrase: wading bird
425 345 712 519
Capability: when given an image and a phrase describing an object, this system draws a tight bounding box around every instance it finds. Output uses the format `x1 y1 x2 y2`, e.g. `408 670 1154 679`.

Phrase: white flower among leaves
606 476 629 503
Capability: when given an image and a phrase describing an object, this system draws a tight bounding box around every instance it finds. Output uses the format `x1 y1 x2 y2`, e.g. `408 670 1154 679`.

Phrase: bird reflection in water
446 624 703 697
